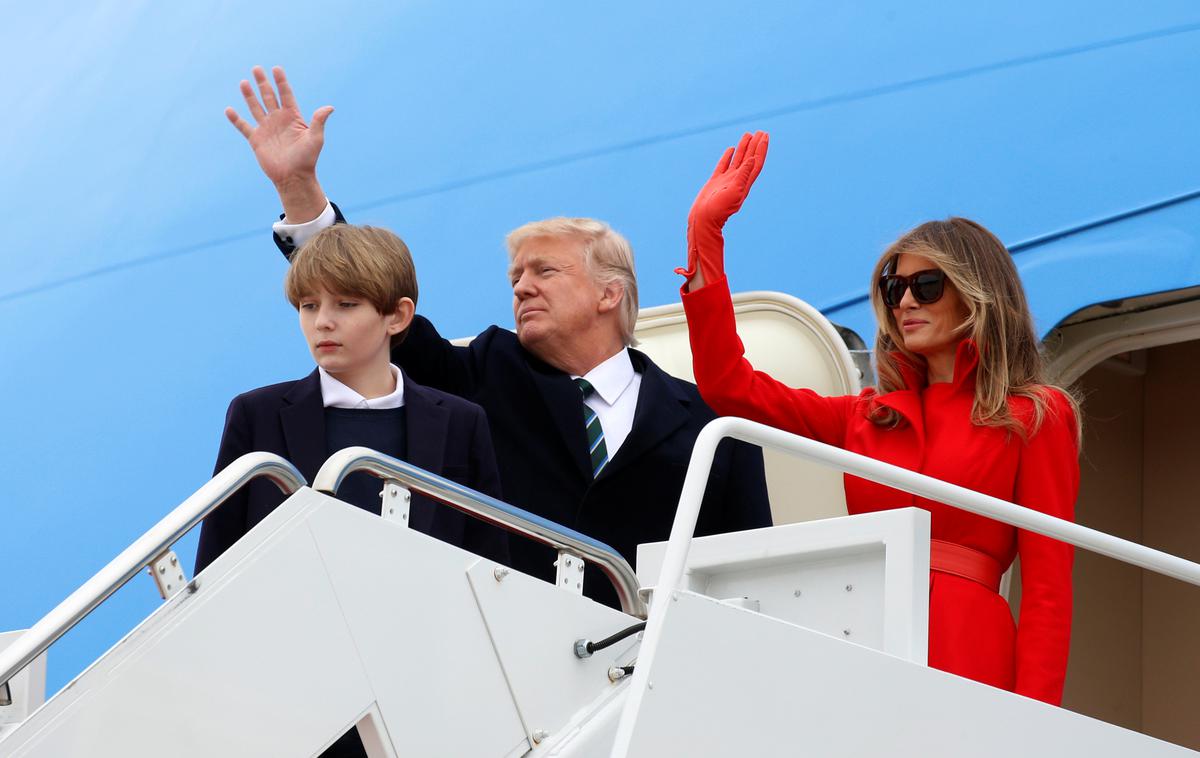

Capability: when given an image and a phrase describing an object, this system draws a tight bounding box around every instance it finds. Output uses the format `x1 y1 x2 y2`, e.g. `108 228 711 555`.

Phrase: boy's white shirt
319 363 406 409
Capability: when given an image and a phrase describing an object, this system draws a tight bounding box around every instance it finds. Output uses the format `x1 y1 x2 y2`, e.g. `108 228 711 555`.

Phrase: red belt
930 539 1003 593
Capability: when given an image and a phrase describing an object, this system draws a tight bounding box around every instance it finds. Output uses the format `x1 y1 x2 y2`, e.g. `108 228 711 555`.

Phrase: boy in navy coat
195 224 508 574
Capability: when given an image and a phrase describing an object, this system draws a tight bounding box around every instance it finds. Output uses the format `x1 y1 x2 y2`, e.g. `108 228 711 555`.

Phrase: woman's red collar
891 339 980 393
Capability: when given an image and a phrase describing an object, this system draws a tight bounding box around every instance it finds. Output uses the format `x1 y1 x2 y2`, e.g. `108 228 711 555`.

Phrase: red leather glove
676 130 769 287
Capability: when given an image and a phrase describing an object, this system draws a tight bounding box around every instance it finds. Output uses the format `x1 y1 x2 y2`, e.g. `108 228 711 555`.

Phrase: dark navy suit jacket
275 208 772 608
194 368 509 574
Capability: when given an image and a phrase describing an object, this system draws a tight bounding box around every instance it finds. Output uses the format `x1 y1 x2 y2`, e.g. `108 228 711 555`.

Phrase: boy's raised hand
226 66 332 222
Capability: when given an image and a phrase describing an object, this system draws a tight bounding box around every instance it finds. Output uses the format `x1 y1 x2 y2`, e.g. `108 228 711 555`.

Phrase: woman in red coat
677 132 1081 705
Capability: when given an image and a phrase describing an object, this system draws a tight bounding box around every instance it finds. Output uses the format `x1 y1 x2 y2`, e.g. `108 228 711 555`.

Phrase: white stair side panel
464 559 638 746
301 502 529 756
537 679 631 757
637 508 931 664
2 490 539 757
623 591 1196 757
2 493 381 758
0 630 46 731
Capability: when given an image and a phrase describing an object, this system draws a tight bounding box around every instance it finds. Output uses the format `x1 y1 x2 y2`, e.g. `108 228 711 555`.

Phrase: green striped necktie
574 378 609 477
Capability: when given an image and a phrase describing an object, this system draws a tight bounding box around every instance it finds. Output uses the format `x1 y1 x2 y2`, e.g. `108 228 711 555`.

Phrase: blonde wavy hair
867 217 1080 441
506 217 640 347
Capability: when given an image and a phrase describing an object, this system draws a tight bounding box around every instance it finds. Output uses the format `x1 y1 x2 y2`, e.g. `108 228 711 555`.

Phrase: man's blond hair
505 217 639 346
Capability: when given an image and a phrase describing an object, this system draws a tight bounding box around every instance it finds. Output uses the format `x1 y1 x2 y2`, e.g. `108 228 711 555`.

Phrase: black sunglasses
878 269 946 308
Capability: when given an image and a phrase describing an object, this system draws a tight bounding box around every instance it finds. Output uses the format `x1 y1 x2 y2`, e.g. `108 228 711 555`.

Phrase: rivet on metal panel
793 589 802 597
149 549 188 601
381 481 411 526
555 550 585 596
493 567 510 582
845 584 854 592
843 629 851 637
532 729 549 744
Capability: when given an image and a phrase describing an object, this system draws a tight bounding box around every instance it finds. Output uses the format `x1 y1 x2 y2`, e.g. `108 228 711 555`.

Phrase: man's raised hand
226 66 332 222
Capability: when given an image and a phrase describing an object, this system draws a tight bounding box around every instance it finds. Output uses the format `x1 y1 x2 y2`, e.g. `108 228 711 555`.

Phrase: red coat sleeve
681 276 857 447
1013 389 1079 704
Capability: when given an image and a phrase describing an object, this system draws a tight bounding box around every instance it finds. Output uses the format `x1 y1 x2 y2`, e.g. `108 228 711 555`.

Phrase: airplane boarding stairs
2 421 1200 757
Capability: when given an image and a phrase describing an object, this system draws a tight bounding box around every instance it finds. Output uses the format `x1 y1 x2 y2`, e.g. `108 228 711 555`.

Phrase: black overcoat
195 369 508 573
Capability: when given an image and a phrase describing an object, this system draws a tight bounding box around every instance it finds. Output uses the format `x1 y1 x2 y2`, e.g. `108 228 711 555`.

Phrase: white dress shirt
319 364 406 409
273 201 338 250
573 349 641 458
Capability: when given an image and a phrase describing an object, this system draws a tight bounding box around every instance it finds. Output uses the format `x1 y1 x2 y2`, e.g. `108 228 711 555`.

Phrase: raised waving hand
676 130 769 291
226 66 332 223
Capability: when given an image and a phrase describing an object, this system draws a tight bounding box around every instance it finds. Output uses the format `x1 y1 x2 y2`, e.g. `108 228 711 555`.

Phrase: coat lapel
598 350 689 480
402 372 449 534
403 373 448 476
527 353 593 480
874 389 925 452
279 370 329 482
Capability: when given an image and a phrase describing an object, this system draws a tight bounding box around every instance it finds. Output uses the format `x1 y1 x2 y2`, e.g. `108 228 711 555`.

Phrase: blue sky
2 1 1199 693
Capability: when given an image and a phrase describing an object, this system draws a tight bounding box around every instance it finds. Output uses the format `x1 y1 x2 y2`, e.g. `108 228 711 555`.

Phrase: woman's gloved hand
676 130 769 289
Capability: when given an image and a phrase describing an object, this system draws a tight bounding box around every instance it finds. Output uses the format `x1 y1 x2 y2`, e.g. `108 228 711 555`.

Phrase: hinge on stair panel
381 481 411 526
555 551 585 595
148 550 187 600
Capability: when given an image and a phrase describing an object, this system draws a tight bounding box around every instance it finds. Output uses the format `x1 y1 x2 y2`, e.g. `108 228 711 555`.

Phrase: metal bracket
0 680 11 706
637 586 654 608
148 550 187 600
380 480 411 526
555 550 585 595
719 596 760 613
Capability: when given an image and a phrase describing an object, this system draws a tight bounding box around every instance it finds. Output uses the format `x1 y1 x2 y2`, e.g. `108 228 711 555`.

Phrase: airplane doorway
1036 294 1200 749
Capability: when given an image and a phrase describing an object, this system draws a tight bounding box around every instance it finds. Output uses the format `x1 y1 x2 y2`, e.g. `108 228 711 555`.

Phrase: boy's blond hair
284 224 419 343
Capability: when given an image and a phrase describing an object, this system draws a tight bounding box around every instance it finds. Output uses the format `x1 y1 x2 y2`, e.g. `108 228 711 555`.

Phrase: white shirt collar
318 364 406 409
574 348 636 406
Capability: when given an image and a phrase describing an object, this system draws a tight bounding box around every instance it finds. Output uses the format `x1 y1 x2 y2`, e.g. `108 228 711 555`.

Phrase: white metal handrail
610 416 1200 757
0 452 306 689
314 446 648 618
